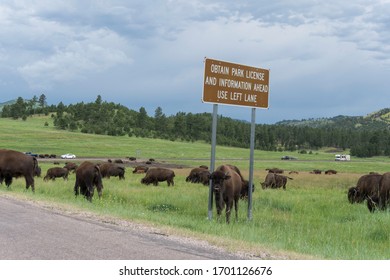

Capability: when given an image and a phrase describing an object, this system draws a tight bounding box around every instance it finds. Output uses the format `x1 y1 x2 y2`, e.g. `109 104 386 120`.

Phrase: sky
1 0 389 124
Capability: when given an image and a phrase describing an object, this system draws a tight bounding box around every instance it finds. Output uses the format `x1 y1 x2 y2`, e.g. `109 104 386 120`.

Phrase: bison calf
261 173 292 190
44 167 69 181
186 167 210 185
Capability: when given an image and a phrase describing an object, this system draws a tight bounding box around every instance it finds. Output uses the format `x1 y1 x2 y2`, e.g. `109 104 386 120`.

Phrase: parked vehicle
61 153 76 159
335 154 350 161
24 152 38 157
281 155 297 160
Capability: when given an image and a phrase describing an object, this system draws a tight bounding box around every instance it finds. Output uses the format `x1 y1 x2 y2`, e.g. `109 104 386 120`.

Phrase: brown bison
210 165 242 223
141 167 175 186
74 161 103 202
64 162 78 173
378 172 390 210
348 173 382 204
99 163 125 179
225 164 254 199
0 149 38 192
132 166 149 174
44 167 69 181
261 173 292 190
266 168 284 174
368 172 390 212
325 169 337 175
186 167 210 185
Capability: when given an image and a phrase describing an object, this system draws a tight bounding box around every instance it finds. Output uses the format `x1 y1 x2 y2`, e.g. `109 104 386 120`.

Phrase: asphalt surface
0 195 245 260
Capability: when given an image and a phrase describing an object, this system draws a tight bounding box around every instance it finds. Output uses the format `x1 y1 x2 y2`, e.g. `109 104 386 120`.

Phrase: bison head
210 170 231 192
347 186 358 204
240 179 255 199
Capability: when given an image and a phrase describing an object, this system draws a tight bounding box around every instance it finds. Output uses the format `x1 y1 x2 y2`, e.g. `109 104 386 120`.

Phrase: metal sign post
248 108 256 221
208 104 218 220
202 57 270 221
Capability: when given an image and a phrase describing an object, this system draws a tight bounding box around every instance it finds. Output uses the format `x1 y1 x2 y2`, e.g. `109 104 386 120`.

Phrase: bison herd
2 149 390 224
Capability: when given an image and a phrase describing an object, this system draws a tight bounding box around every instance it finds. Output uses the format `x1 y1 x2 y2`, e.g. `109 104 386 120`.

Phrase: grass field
1 116 390 259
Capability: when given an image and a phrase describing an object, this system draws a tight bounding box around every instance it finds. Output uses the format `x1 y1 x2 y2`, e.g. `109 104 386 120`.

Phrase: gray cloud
0 0 389 123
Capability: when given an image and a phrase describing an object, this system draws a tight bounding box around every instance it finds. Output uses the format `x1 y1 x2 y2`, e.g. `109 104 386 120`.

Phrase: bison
141 167 175 186
261 173 292 190
74 161 103 202
348 173 382 204
210 165 242 223
377 172 390 210
0 149 38 192
132 166 149 174
186 167 210 185
64 162 78 173
325 169 337 175
225 164 254 199
370 172 390 211
266 168 284 174
99 163 125 179
44 167 69 181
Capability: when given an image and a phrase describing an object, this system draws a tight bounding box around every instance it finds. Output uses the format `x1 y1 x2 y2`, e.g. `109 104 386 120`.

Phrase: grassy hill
1 115 390 173
276 108 390 130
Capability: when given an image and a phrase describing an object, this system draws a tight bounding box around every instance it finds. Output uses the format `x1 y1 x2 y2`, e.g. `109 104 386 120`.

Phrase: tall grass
3 162 390 260
1 116 390 259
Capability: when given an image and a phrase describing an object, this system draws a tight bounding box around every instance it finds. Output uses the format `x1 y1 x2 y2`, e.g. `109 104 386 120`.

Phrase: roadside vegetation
1 115 390 259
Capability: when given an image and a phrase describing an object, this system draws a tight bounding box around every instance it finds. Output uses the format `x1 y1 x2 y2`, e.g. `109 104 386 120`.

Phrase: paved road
0 195 244 260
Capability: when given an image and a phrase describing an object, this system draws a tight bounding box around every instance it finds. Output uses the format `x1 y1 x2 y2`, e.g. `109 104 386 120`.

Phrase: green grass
1 116 390 259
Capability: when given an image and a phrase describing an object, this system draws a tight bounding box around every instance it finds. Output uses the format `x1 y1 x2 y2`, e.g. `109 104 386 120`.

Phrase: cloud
1 1 390 124
17 28 132 89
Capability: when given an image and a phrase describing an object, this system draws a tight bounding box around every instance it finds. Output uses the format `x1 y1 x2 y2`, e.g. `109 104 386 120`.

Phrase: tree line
1 95 390 158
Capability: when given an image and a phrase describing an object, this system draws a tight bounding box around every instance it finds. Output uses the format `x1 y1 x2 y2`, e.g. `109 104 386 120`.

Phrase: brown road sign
202 58 269 108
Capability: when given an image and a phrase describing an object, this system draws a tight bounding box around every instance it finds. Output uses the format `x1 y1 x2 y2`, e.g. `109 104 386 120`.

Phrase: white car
61 153 76 159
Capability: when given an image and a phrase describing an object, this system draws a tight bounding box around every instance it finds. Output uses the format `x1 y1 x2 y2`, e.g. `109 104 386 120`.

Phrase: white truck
335 154 350 161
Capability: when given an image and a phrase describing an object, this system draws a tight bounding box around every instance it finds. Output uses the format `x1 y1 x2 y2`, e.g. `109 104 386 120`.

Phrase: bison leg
366 196 378 213
5 175 13 187
74 182 80 196
24 175 35 192
234 198 239 222
225 201 233 224
214 193 223 222
167 178 174 186
96 185 103 199
86 186 94 202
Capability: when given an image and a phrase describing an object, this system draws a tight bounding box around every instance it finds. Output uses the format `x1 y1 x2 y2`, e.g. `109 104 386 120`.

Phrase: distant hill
2 97 390 131
0 99 16 111
275 108 390 130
